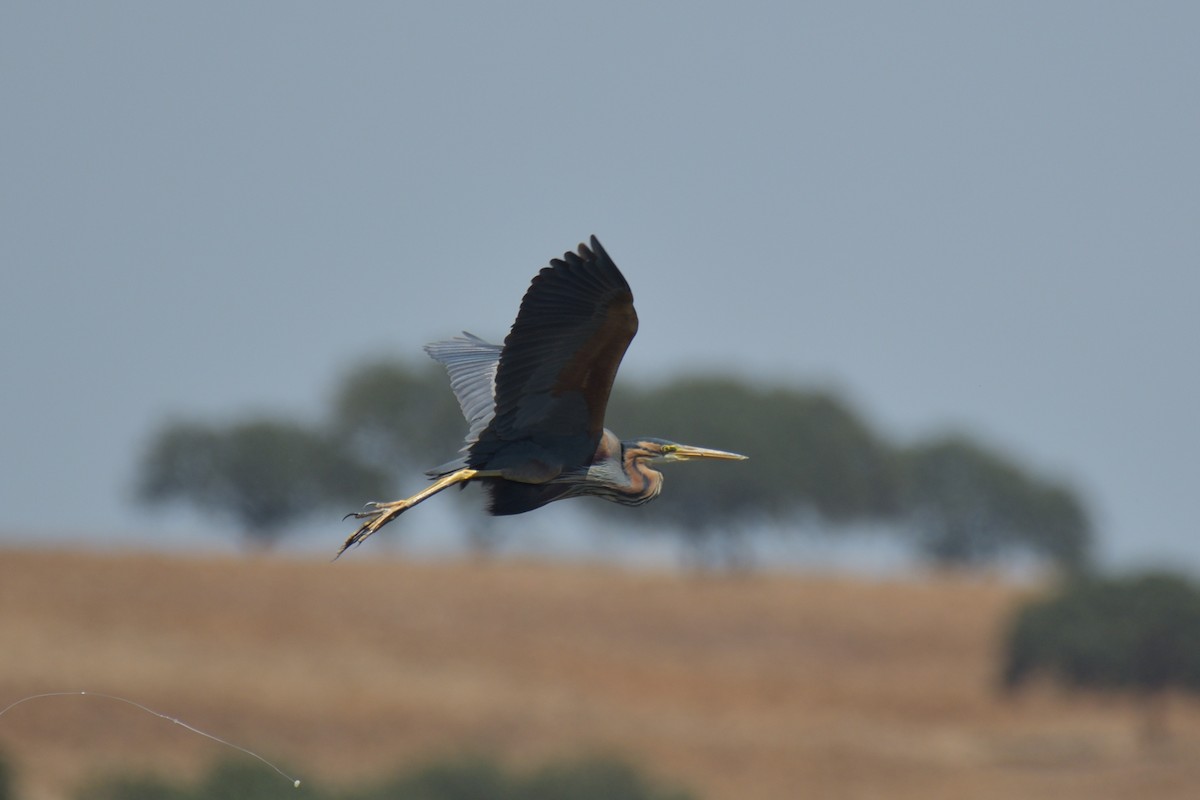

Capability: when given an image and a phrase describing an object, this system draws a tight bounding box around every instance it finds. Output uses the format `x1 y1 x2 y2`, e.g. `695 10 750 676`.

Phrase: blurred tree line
73 754 693 800
136 359 1091 570
605 378 1089 570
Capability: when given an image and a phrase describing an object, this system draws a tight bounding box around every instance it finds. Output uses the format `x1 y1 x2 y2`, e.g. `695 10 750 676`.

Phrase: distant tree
605 377 899 567
136 417 389 548
898 435 1090 569
1002 572 1200 742
331 359 465 472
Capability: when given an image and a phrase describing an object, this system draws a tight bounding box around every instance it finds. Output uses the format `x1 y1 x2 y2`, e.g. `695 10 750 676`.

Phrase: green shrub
72 773 189 800
0 750 12 800
73 753 697 800
519 755 695 800
352 753 511 800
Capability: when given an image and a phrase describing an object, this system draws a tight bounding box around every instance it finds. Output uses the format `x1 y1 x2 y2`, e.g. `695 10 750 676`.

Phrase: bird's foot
334 469 485 559
335 500 411 559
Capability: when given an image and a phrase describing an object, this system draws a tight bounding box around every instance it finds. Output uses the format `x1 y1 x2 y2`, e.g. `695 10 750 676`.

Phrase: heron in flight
338 236 746 557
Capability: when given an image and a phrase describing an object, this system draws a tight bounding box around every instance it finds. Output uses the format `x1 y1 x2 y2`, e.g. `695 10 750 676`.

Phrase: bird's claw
341 501 382 522
335 470 477 558
335 525 371 558
335 501 409 559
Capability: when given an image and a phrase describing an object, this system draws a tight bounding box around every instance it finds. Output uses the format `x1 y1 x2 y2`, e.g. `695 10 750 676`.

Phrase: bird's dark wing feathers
471 236 637 471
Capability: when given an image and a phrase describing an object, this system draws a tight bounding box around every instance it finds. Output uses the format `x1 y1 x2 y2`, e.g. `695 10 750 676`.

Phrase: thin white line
0 691 301 788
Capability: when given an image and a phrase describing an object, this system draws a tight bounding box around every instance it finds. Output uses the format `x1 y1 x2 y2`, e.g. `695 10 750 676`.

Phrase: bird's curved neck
617 435 663 505
585 429 663 506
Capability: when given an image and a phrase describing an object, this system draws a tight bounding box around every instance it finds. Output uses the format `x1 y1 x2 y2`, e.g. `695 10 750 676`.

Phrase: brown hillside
1 548 1199 800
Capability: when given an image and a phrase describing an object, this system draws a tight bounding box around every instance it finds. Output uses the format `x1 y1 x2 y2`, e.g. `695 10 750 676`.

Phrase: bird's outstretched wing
469 236 638 473
424 332 502 461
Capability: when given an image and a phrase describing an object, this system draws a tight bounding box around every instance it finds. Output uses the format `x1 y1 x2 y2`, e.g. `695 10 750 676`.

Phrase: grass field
2 547 1199 800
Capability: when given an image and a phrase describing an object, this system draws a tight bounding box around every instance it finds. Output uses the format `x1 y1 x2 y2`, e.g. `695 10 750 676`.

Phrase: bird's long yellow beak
671 444 748 462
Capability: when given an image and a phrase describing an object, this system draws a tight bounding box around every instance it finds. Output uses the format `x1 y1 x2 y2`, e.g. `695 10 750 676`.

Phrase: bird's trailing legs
337 468 491 558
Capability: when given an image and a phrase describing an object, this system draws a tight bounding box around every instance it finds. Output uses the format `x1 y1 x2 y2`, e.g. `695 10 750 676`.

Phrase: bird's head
624 437 748 466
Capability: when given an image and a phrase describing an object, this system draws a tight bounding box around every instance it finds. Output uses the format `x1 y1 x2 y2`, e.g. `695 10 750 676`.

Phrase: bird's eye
661 444 676 453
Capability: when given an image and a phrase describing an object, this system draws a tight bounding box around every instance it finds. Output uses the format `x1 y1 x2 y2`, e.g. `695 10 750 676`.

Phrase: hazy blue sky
3 3 1197 568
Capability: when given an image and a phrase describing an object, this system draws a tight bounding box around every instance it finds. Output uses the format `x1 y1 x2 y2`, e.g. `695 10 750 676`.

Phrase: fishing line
0 691 301 788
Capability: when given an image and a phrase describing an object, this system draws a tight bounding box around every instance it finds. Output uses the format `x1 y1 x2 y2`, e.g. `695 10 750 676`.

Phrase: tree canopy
605 377 899 530
1002 572 1200 740
136 417 389 547
331 359 465 473
1003 572 1200 694
897 435 1091 569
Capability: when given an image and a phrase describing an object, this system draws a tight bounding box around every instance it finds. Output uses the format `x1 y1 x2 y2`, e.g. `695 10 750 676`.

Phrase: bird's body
338 237 745 556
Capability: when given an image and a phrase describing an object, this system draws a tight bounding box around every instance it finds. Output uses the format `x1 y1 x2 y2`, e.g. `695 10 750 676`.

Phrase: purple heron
338 237 746 556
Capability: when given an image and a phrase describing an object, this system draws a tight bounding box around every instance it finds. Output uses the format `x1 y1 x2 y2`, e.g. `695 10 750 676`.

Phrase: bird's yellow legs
337 468 493 558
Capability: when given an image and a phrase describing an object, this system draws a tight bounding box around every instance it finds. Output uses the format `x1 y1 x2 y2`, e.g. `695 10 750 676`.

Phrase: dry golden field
2 547 1199 800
